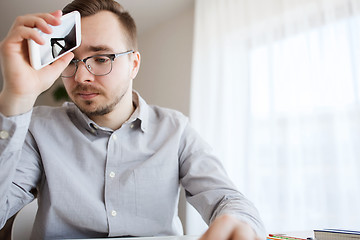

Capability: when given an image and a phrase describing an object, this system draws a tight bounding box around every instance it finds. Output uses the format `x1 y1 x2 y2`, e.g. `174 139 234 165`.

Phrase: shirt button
112 134 117 141
0 130 9 139
130 124 134 129
111 210 117 217
109 171 115 178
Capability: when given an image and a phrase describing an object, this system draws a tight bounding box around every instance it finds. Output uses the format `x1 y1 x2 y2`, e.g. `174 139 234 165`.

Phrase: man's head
60 0 141 124
63 0 137 50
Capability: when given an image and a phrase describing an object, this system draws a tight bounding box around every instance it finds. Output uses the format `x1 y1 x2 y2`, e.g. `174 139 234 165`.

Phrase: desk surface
66 236 199 240
267 230 314 240
65 231 314 240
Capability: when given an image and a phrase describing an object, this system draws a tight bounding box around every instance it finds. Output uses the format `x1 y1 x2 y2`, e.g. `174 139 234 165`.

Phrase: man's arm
0 10 72 229
0 111 34 229
179 122 266 240
0 10 73 117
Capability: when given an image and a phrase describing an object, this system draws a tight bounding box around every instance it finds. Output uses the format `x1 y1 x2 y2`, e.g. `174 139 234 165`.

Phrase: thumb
38 52 74 83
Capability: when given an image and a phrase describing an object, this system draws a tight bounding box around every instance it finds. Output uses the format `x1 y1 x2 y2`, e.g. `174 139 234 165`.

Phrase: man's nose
74 62 95 83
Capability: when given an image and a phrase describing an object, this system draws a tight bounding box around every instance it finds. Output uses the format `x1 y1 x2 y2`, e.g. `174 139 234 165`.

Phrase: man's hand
200 215 263 240
0 10 73 116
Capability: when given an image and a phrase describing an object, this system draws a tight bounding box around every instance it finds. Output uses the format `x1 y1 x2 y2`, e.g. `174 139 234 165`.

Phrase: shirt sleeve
0 110 39 229
178 121 266 238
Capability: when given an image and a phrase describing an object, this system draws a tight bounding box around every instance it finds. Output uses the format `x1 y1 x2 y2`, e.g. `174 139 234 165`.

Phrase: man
0 0 266 239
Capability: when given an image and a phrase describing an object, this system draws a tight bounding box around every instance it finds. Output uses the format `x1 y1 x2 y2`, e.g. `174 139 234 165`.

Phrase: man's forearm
0 111 32 228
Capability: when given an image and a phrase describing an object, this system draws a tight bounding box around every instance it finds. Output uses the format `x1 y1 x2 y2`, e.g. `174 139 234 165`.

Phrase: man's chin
75 101 113 117
72 92 122 117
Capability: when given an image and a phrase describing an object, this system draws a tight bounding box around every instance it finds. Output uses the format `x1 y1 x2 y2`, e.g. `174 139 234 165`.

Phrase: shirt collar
130 91 148 133
65 90 149 134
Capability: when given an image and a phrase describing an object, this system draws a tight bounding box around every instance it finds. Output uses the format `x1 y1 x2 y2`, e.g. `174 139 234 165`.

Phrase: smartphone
28 11 81 70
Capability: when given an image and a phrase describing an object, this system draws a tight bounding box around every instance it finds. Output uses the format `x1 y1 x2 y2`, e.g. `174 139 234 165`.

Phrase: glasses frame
61 50 135 78
51 38 66 58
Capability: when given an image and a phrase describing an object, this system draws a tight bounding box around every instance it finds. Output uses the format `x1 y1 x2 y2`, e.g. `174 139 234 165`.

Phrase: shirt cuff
0 109 33 152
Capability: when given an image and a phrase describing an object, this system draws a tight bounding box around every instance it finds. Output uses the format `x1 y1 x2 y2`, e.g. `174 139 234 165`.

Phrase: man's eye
94 57 109 63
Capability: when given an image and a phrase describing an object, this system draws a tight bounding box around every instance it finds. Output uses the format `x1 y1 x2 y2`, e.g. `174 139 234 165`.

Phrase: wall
134 4 195 234
134 5 194 117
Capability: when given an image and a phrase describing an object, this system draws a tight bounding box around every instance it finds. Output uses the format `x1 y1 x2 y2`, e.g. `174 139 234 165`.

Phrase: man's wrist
0 92 35 117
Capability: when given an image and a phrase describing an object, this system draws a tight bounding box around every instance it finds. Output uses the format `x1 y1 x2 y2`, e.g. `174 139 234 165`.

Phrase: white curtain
190 0 360 233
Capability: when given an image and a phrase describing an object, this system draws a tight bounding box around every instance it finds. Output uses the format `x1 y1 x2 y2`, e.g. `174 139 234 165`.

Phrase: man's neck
89 91 135 130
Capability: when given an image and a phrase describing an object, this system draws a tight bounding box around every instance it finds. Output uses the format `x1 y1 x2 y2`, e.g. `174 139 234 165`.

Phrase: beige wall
134 4 194 117
134 4 195 234
35 79 66 106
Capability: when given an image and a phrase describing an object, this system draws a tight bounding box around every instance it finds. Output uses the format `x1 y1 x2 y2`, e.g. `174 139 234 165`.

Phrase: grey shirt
0 92 265 239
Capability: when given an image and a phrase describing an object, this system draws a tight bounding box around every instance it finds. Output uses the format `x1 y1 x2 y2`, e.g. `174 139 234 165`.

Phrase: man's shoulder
148 104 188 123
144 105 190 137
31 103 70 120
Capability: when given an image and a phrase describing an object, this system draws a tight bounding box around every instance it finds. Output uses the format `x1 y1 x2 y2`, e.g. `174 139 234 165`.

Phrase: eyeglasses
61 50 135 78
51 38 66 58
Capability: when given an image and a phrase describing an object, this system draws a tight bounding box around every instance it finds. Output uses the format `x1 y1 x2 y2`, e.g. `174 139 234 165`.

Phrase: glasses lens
51 40 65 58
61 61 77 78
86 56 112 76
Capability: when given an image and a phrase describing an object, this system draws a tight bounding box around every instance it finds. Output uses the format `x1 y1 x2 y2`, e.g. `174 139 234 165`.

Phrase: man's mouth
77 92 99 100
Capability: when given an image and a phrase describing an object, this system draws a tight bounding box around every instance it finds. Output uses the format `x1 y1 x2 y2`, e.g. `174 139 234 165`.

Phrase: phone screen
28 11 81 70
40 16 78 65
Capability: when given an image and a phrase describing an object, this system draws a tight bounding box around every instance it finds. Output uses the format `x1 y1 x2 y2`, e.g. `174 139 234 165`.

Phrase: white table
65 231 314 240
117 237 198 240
65 236 199 240
270 230 314 239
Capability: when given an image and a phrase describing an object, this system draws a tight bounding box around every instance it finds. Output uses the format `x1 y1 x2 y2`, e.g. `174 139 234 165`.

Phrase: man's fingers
11 10 62 43
12 26 45 45
5 12 63 47
21 16 52 34
200 215 260 240
49 10 63 18
17 12 62 28
200 215 237 240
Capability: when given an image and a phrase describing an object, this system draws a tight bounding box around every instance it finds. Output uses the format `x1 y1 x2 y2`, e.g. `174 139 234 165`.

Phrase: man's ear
130 51 141 79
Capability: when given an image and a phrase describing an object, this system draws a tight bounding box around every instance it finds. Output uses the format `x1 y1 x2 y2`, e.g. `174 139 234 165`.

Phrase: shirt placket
103 125 137 237
104 131 121 236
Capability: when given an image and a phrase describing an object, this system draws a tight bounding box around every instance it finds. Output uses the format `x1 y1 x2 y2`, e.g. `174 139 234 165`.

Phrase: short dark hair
63 0 137 50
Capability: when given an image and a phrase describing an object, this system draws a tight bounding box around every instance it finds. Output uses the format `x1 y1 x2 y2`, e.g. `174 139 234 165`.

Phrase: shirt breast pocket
134 164 179 223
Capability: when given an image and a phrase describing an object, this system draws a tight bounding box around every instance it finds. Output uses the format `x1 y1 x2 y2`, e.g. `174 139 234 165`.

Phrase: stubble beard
71 84 125 117
81 95 122 116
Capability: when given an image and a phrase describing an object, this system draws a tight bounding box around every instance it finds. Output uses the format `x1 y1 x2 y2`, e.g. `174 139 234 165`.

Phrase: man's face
62 11 139 117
